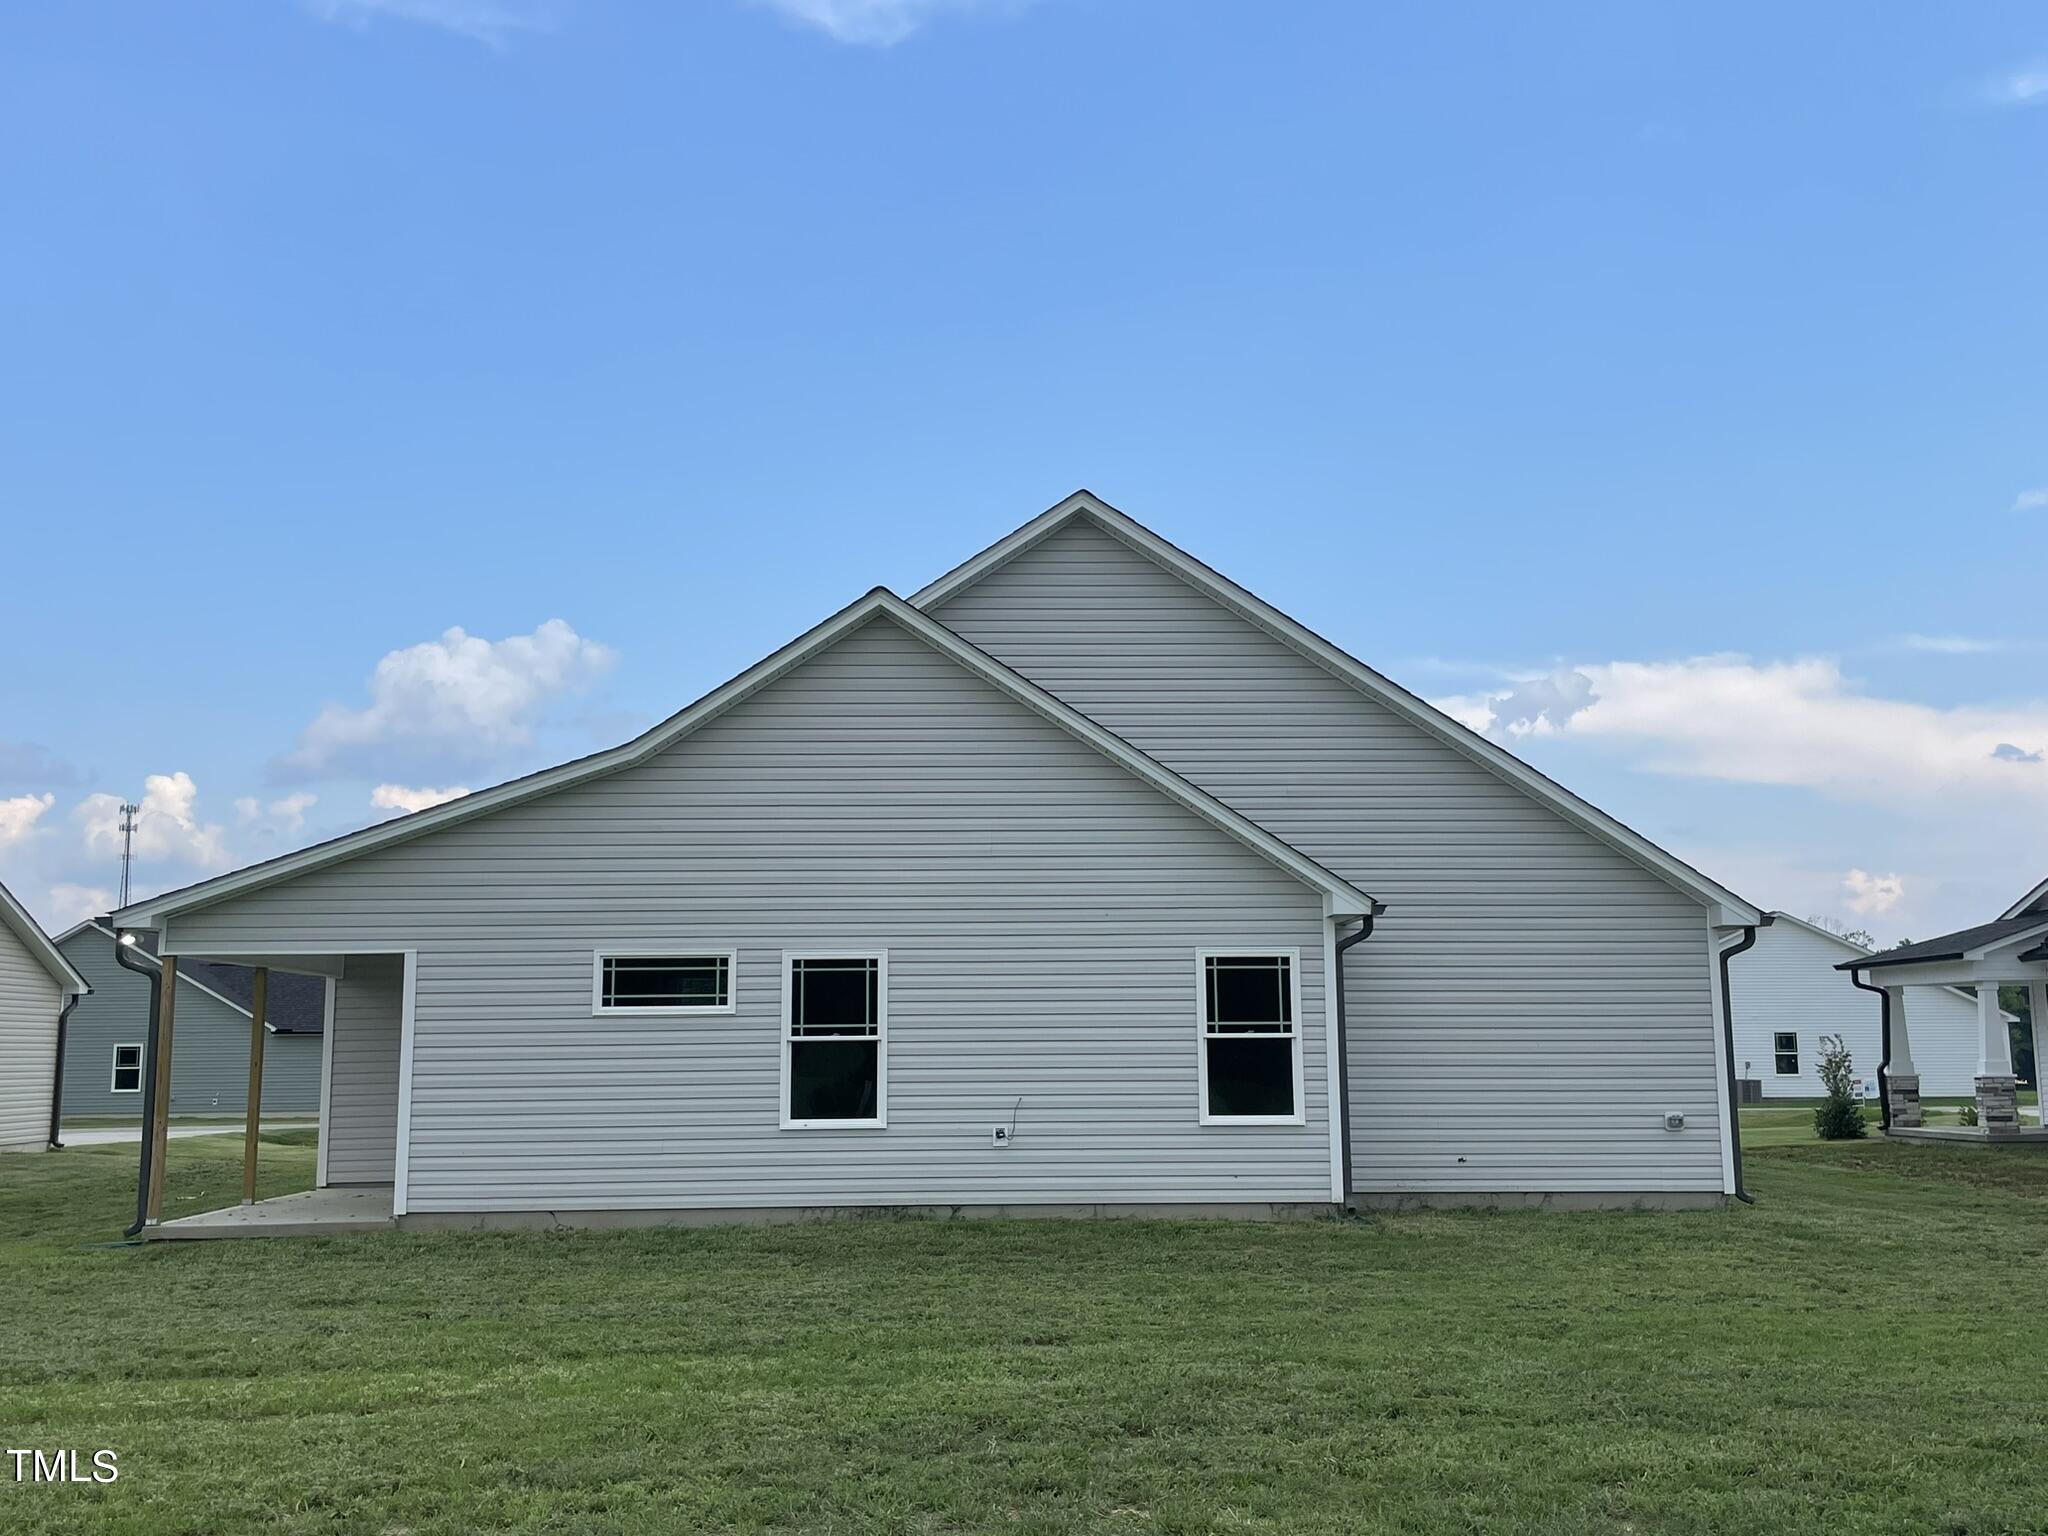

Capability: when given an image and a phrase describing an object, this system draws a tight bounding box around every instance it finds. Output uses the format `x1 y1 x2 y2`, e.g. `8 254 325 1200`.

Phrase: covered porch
119 938 411 1238
1838 878 2048 1139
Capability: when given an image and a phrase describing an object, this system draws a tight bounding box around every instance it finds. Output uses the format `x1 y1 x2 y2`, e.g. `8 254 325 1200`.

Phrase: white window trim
780 948 888 1131
110 1042 144 1094
1772 1031 1801 1077
1195 947 1306 1127
590 948 738 1016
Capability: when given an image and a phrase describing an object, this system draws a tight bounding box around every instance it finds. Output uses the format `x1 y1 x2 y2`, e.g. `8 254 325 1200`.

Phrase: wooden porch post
144 957 177 1224
242 967 268 1204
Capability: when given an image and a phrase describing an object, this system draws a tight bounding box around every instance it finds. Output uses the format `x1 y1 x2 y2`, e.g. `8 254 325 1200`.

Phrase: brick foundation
1975 1075 2020 1131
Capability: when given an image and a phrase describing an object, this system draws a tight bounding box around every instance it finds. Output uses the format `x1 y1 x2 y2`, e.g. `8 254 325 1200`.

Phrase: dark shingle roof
179 958 326 1033
1834 916 2048 971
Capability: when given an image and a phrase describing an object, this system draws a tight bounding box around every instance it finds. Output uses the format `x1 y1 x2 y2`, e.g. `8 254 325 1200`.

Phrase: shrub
1958 1102 1980 1128
1812 1033 1867 1140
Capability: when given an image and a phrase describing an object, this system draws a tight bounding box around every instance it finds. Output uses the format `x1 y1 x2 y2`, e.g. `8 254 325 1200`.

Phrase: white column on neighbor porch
2031 982 2048 1127
1979 984 2015 1077
1885 987 1916 1076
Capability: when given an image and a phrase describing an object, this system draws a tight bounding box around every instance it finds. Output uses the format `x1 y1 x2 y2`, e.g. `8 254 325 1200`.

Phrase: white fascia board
0 879 89 995
1967 921 2048 961
112 589 1374 929
2001 876 2048 921
914 491 1764 928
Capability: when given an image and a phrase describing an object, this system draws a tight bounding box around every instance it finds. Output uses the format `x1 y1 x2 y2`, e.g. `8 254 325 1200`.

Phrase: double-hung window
1773 1032 1800 1077
782 953 886 1128
1198 951 1301 1123
110 1043 143 1094
593 952 735 1014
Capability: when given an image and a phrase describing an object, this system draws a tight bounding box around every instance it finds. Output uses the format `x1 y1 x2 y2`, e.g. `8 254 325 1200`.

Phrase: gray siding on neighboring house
932 516 1725 1195
327 957 402 1184
168 614 1332 1213
56 929 323 1119
0 921 62 1152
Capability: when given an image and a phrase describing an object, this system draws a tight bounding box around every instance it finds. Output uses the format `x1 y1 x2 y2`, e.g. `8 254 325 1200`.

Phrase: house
113 492 1766 1234
53 923 323 1121
1835 878 2048 1136
1728 912 1999 1099
0 879 90 1153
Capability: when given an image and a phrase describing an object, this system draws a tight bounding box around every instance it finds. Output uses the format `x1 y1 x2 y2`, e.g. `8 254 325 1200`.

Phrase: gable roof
114 589 1376 930
56 923 325 1032
914 491 1763 927
1769 913 2013 1014
2002 876 2048 920
0 879 88 997
1835 916 2048 972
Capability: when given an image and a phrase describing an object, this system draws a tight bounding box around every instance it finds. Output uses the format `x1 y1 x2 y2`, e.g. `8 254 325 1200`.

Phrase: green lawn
5 1134 2047 1534
1740 1092 2042 1148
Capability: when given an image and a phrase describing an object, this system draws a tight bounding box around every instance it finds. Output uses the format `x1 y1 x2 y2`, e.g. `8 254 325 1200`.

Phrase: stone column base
1886 1074 1922 1129
1976 1075 2020 1131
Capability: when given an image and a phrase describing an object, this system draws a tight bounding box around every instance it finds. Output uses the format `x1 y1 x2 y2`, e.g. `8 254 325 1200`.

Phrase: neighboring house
115 492 1765 1227
1728 913 1995 1099
0 879 89 1153
55 923 324 1120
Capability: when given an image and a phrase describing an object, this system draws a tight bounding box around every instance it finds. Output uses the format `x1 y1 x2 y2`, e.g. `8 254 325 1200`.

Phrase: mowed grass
5 1135 2047 1534
1740 1092 2042 1147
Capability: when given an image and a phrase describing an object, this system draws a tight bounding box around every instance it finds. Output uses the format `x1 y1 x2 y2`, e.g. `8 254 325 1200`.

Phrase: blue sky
1 0 2043 939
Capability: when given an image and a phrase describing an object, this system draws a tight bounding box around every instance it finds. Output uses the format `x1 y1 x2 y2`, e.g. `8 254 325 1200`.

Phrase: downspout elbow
48 992 82 1149
1332 902 1386 1209
1848 969 1891 1132
1718 923 1762 1205
113 931 162 1239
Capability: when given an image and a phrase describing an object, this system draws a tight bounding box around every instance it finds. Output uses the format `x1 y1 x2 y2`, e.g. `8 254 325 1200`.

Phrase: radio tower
116 801 140 909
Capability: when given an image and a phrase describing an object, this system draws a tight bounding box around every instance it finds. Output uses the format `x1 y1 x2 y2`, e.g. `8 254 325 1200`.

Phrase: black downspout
1850 969 1891 1132
1333 903 1386 1208
114 932 161 1239
1718 924 1760 1205
47 993 81 1149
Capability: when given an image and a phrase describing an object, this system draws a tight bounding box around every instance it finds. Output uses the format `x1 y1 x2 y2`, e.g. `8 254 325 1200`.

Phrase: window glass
788 957 882 1123
1203 954 1295 1118
600 955 729 1011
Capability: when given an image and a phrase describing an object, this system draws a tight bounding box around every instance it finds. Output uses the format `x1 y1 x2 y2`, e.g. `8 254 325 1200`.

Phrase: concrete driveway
59 1121 316 1147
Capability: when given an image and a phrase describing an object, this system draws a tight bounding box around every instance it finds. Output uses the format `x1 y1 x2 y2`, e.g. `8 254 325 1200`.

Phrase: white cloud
1985 61 2048 108
752 0 1027 46
1843 869 1905 915
0 793 55 849
1896 634 2005 655
234 793 318 834
1432 654 2048 808
277 619 616 781
371 783 472 815
76 773 231 870
2015 487 2048 511
299 0 553 46
46 884 111 931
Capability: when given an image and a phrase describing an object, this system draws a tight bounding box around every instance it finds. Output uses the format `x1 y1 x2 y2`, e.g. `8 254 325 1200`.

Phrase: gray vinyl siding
933 516 1726 1195
1729 921 1981 1099
0 921 61 1152
169 615 1332 1212
55 930 322 1119
327 957 402 1184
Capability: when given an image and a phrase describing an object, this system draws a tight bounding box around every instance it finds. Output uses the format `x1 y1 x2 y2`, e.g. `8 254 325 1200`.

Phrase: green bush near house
1812 1033 1868 1141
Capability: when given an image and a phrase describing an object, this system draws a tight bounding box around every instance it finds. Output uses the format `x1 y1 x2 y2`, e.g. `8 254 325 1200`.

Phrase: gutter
114 931 162 1239
1848 968 1891 1132
1717 922 1762 1205
1333 902 1387 1208
47 993 81 1149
